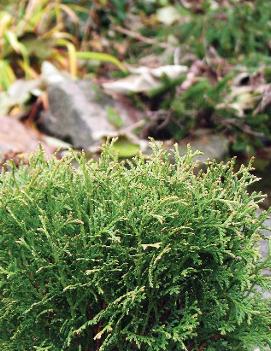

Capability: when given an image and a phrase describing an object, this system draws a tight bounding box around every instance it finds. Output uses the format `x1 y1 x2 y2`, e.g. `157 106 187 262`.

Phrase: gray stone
40 78 115 148
260 216 271 297
254 213 271 301
260 216 271 261
40 61 142 149
178 130 230 162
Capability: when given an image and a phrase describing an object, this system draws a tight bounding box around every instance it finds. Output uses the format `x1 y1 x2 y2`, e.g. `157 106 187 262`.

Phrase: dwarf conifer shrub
0 143 270 351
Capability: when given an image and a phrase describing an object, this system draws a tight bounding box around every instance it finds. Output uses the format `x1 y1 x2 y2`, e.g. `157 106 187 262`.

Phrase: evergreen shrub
0 143 270 350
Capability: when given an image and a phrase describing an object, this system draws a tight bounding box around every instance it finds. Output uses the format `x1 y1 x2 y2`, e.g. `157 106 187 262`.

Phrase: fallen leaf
0 79 42 116
103 65 187 93
217 86 264 117
156 6 182 26
0 116 52 156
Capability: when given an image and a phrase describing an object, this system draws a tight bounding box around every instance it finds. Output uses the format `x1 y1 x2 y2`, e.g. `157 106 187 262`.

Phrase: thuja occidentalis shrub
0 142 270 351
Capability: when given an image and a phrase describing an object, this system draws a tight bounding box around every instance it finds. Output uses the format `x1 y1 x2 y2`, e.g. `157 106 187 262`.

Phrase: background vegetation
1 0 271 154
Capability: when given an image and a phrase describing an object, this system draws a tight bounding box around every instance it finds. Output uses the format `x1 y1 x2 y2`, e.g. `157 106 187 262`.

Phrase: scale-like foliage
0 143 270 350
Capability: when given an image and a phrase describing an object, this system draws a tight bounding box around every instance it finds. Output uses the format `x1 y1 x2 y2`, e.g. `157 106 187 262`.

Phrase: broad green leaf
106 106 124 129
111 136 140 158
76 51 127 72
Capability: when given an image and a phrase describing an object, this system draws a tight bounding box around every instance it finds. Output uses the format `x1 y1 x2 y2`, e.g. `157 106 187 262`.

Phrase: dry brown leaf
0 116 52 155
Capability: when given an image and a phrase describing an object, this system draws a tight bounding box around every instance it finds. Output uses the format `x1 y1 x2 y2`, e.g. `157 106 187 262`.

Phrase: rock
40 79 114 148
0 116 50 156
40 62 140 149
178 129 230 162
256 213 271 300
260 216 271 261
260 216 271 280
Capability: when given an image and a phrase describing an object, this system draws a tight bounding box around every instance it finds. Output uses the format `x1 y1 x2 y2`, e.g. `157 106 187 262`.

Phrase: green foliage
169 78 226 139
0 1 125 91
76 51 126 72
0 0 78 89
136 0 271 151
172 0 271 59
0 143 270 350
153 71 271 152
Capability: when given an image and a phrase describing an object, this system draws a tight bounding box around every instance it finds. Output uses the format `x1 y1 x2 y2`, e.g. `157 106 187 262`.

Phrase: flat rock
261 216 271 261
178 130 230 162
0 116 49 156
260 216 271 298
40 63 140 148
40 79 115 148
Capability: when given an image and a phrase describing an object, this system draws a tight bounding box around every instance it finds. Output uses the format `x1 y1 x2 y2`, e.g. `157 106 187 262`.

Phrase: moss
0 142 270 350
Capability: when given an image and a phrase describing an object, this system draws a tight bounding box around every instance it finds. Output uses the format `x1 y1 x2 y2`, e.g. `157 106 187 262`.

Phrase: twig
112 25 169 49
